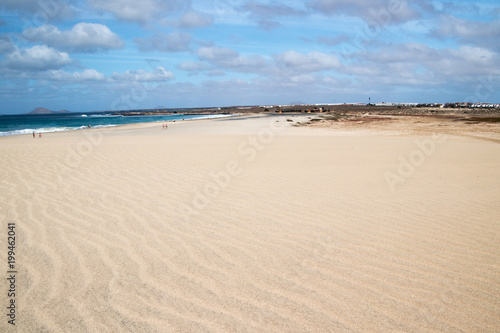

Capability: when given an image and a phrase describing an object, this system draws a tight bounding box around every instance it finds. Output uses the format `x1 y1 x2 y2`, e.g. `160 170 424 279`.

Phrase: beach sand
1 114 499 332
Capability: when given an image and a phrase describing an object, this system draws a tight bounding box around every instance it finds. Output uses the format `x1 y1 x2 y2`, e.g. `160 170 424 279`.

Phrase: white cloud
207 69 225 76
307 0 421 25
315 35 350 46
348 43 500 81
170 11 214 28
242 1 305 29
434 16 500 39
273 50 341 73
357 42 436 63
135 31 191 52
439 46 499 75
112 67 174 82
433 16 500 51
226 55 267 72
46 69 106 82
177 61 210 71
22 23 124 53
194 46 345 78
243 1 304 17
0 0 73 19
197 46 239 60
195 47 342 76
0 35 15 54
289 73 318 84
197 46 267 73
6 45 72 71
89 0 186 24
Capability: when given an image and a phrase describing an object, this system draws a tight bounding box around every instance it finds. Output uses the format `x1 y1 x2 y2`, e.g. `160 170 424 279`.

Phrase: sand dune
1 114 499 332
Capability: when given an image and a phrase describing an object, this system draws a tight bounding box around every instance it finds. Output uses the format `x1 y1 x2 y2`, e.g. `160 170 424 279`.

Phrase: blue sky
0 0 499 114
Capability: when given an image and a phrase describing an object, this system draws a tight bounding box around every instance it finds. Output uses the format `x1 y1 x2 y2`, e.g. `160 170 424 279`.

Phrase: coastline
0 112 241 137
1 113 499 332
2 104 499 138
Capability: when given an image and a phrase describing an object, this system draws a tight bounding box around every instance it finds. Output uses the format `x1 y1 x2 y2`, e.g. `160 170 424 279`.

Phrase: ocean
0 112 228 137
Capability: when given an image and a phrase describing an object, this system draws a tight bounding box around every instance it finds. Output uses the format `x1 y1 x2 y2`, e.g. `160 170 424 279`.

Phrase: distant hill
25 107 70 115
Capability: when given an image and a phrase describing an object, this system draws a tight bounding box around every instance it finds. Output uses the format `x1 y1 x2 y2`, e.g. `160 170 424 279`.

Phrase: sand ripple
0 119 499 332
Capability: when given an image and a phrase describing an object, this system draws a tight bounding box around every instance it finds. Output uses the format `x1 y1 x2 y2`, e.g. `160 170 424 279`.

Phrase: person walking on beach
33 132 35 138
38 133 42 138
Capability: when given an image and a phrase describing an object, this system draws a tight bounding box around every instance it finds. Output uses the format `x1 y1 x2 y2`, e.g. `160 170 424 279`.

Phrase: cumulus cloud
434 16 500 39
135 31 191 52
22 23 124 53
307 0 421 25
177 61 210 71
0 35 15 54
6 45 72 71
437 1 480 15
349 42 500 81
169 11 214 29
197 46 267 72
432 16 500 51
357 43 436 63
194 46 344 77
300 35 351 46
242 1 305 29
315 35 350 46
197 46 239 60
0 0 73 20
243 1 304 17
442 46 499 75
46 69 106 82
207 69 225 76
111 67 174 82
223 54 267 72
273 50 341 73
89 0 186 24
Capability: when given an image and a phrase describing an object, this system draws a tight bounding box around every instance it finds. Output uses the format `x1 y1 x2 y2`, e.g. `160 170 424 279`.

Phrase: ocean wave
189 114 234 120
92 125 117 129
89 114 122 117
0 125 117 137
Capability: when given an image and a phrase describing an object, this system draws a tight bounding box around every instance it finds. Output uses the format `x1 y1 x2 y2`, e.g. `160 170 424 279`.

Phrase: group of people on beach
162 123 168 129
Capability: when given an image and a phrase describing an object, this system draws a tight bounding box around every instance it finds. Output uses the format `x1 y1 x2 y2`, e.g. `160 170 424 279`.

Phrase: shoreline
3 109 499 140
2 104 499 138
0 112 243 138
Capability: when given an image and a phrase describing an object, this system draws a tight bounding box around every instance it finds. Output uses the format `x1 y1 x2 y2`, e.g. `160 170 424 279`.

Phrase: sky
0 0 499 114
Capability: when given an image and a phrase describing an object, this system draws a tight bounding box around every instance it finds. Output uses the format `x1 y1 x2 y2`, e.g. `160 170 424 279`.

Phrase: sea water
0 112 228 136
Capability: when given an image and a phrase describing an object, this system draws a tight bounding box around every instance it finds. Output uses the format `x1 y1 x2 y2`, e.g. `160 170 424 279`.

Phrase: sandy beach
1 114 499 332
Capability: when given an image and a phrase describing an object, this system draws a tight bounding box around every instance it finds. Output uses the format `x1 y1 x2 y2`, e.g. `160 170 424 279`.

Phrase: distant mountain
25 107 71 115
